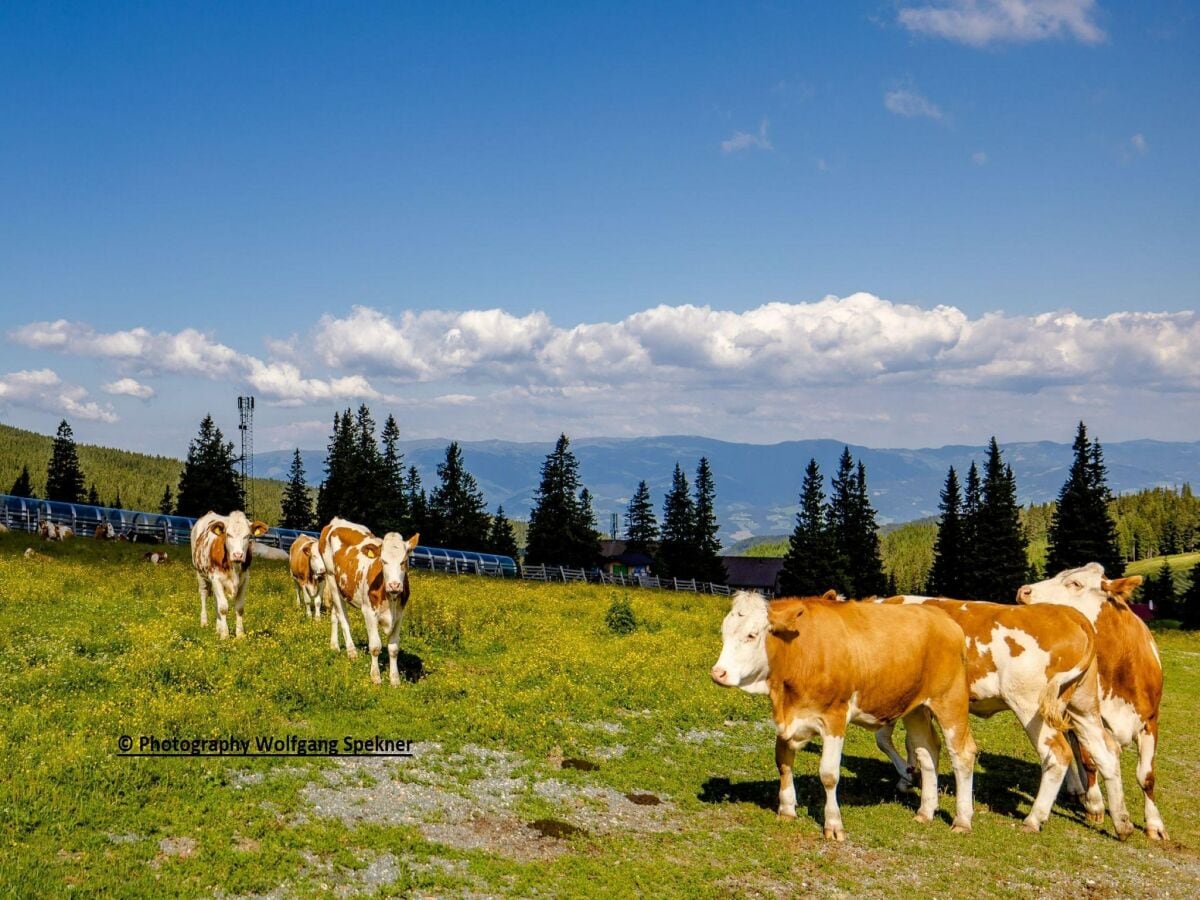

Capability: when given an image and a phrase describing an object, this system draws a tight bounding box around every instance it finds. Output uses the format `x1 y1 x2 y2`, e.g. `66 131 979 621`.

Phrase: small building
598 539 654 577
719 556 784 597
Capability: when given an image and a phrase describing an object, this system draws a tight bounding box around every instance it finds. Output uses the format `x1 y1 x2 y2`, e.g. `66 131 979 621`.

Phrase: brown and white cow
874 596 1131 837
94 522 116 540
319 517 419 686
190 511 268 639
288 535 327 619
1018 564 1167 840
712 590 976 840
143 550 170 565
39 521 73 540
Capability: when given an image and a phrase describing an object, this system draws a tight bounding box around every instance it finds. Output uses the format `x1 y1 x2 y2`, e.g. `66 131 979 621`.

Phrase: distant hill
0 422 286 522
258 435 1200 541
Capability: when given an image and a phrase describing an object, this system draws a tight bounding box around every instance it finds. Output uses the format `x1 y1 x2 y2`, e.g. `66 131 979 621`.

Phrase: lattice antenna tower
237 396 255 516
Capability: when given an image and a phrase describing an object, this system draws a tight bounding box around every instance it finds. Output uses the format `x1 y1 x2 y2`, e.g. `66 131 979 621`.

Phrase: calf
873 596 1131 837
190 511 268 639
712 590 976 840
143 550 170 565
288 535 327 619
1018 564 1167 840
319 517 419 686
94 522 116 540
39 522 73 540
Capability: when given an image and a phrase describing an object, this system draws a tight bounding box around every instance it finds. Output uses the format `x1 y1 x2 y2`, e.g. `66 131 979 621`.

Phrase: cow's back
290 535 316 583
1096 601 1163 722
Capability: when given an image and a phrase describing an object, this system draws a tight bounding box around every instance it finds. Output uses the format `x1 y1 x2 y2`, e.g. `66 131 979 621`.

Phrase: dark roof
598 539 627 558
720 556 784 590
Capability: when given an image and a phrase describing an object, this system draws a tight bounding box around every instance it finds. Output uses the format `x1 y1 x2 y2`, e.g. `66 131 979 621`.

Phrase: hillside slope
0 422 286 522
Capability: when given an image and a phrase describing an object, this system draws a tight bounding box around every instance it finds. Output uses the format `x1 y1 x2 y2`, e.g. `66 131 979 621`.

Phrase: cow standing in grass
712 590 977 840
872 596 1132 837
319 517 419 686
288 535 327 619
190 511 268 639
1018 564 1167 840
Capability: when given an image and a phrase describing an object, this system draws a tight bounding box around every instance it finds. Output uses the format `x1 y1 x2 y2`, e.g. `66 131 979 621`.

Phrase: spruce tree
111 487 124 510
848 460 886 596
1179 562 1200 630
427 442 491 550
45 420 86 503
158 485 174 515
624 480 659 555
658 463 697 579
405 465 427 538
693 457 727 584
1047 422 1123 576
280 449 315 530
316 410 355 525
972 439 1029 602
347 404 382 527
87 483 101 507
1143 559 1177 617
927 466 967 597
175 414 243 517
487 505 520 559
825 448 858 596
780 458 841 596
9 465 34 499
525 434 596 568
575 487 601 566
376 415 408 534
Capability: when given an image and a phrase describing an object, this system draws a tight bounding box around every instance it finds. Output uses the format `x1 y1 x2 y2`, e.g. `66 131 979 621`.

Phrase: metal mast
237 395 255 515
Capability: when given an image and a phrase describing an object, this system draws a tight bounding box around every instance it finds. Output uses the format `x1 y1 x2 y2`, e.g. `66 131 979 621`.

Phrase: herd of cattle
5 507 1169 842
711 568 1166 842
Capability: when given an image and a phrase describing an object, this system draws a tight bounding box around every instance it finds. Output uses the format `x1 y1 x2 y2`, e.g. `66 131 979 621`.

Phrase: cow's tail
1037 674 1073 732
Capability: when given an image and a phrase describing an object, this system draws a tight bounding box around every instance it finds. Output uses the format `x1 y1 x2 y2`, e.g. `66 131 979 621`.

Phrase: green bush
604 595 637 635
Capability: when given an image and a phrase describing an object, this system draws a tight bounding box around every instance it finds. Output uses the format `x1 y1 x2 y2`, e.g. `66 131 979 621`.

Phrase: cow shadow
381 647 426 683
975 749 1094 827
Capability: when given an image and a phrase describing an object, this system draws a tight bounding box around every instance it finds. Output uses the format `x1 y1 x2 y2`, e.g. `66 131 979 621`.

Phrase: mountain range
256 436 1200 542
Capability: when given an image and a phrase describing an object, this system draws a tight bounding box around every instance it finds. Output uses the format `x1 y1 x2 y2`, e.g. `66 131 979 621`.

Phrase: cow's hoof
913 811 933 824
346 648 358 660
1085 809 1105 825
389 676 401 687
823 826 845 842
951 820 972 835
1147 824 1167 841
370 671 382 686
776 808 797 821
1115 819 1134 841
1020 818 1042 833
896 778 917 795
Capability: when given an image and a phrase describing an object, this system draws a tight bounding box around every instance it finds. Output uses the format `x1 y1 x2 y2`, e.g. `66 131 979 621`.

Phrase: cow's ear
406 533 420 551
361 541 380 560
1101 575 1142 604
767 603 804 634
821 589 839 602
210 520 225 536
251 520 269 537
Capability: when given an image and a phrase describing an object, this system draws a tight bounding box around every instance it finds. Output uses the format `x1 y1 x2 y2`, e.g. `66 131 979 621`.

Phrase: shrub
605 595 637 635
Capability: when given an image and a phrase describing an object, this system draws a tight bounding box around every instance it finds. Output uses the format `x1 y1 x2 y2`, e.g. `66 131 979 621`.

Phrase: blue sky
1 1 1198 455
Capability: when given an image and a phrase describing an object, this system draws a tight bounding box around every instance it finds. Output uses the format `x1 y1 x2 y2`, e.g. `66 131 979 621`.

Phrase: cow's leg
775 735 798 820
817 728 847 841
875 722 916 792
211 580 231 640
196 574 209 627
311 586 322 620
1072 714 1133 839
386 614 403 687
930 691 975 834
1061 732 1088 805
902 709 941 824
1018 710 1073 833
361 604 383 685
1137 722 1167 840
233 576 248 638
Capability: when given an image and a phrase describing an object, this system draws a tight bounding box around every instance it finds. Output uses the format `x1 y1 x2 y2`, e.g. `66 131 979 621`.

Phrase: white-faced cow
712 590 976 840
94 522 116 541
288 535 327 619
873 596 1131 837
1018 564 1166 840
319 517 419 686
39 521 73 541
190 511 268 639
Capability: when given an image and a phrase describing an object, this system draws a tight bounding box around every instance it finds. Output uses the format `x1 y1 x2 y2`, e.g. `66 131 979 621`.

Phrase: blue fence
0 493 518 577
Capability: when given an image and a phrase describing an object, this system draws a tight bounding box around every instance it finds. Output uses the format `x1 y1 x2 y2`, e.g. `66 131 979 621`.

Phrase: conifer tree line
614 457 726 583
780 448 886 598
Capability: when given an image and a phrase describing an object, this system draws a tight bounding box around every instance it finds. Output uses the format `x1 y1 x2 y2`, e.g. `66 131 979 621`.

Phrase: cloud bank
897 0 1106 47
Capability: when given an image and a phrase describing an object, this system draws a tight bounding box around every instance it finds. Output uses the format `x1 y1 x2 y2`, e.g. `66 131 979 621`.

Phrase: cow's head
377 532 419 599
211 511 268 565
1016 563 1143 616
711 590 771 695
305 539 327 579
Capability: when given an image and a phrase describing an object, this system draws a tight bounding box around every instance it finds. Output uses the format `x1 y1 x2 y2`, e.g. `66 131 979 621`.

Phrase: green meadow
3 533 1199 898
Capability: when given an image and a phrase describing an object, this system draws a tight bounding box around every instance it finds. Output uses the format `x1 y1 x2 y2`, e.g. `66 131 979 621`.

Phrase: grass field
1126 552 1200 591
3 534 1200 897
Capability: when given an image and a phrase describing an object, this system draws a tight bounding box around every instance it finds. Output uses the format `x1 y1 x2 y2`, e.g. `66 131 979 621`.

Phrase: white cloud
9 320 380 406
0 369 118 423
102 377 155 399
972 150 989 165
884 87 944 121
721 119 773 154
898 0 1105 47
1131 133 1148 154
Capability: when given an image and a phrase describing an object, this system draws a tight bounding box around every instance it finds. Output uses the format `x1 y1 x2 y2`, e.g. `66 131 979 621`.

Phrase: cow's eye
746 632 758 641
1067 580 1081 590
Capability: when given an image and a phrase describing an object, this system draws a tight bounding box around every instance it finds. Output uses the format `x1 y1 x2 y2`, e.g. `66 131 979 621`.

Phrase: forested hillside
0 423 286 522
